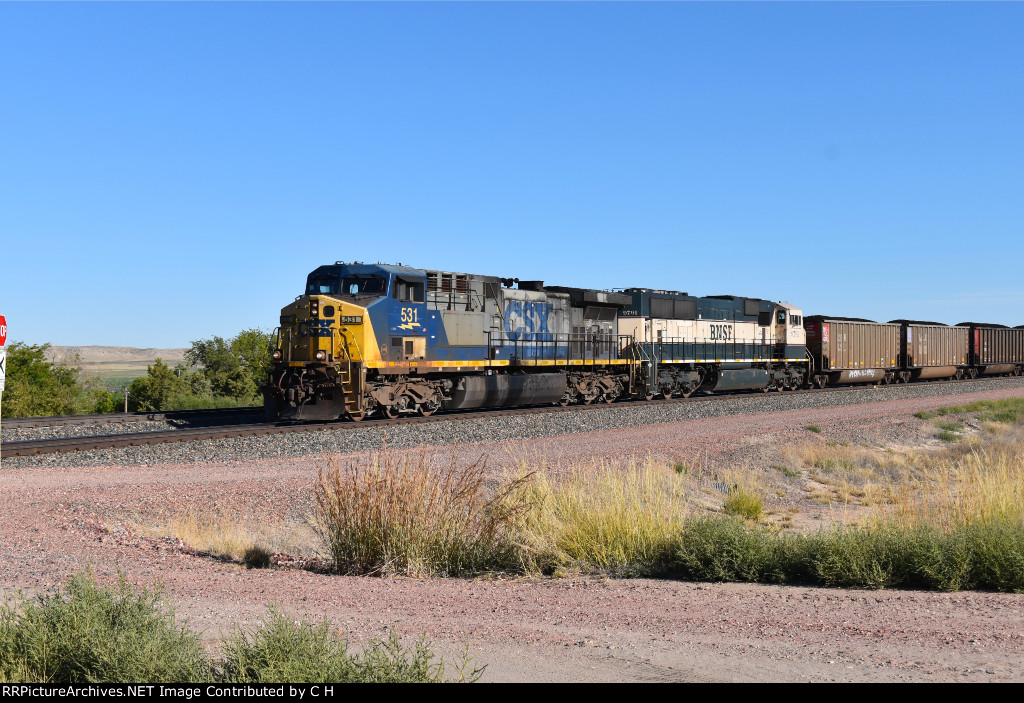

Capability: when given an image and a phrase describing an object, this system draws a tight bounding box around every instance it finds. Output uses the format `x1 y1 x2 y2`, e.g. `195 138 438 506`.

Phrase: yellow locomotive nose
276 295 382 366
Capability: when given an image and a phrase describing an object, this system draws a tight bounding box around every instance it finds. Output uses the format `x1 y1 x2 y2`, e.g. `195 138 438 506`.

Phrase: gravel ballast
5 376 1024 470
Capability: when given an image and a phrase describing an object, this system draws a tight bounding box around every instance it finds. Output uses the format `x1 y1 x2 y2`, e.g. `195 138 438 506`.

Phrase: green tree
127 359 187 411
182 329 273 403
1 342 85 417
231 328 274 390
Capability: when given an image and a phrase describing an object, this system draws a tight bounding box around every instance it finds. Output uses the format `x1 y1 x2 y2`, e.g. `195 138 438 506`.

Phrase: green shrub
220 609 478 683
0 573 209 683
966 521 1024 592
934 420 964 433
937 430 960 443
805 425 822 434
915 410 936 420
671 517 811 584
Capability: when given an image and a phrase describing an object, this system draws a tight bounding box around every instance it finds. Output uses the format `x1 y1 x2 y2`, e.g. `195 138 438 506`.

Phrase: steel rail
2 406 263 429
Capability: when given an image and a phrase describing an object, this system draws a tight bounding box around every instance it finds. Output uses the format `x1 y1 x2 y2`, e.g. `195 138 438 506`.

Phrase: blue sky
1 2 1022 347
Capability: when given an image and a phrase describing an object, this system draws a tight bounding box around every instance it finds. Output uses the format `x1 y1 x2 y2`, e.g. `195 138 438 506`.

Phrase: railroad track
2 406 263 429
2 375 1013 458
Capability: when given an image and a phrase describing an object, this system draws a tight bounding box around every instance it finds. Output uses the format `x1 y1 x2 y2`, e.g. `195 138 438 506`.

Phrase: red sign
0 314 6 347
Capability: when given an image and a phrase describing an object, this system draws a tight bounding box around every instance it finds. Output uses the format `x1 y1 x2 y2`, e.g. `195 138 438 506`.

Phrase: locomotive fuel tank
448 373 567 409
709 367 772 392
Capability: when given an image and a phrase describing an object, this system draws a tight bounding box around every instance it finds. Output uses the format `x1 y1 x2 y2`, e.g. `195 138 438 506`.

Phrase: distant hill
45 346 188 380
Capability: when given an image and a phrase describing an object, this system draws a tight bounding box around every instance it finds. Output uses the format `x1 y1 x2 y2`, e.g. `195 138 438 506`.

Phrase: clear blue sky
1 2 1021 348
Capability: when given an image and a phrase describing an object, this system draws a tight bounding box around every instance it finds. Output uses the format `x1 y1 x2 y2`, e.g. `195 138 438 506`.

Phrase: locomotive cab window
791 314 802 326
393 278 424 303
327 276 385 297
306 276 341 295
777 311 787 325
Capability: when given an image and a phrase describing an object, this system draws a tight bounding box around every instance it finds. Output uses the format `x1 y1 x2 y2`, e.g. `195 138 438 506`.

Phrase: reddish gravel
2 385 1024 682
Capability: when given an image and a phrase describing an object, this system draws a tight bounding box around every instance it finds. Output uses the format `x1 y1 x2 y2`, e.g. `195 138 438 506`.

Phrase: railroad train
264 262 1024 421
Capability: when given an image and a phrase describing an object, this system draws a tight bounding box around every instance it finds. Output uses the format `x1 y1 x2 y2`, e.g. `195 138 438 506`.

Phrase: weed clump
313 450 527 577
220 608 480 683
0 572 208 683
243 545 272 569
722 487 764 522
805 425 822 434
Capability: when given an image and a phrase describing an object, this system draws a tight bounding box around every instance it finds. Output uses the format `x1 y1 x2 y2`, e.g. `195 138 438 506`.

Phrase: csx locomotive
265 262 1024 421
268 262 810 420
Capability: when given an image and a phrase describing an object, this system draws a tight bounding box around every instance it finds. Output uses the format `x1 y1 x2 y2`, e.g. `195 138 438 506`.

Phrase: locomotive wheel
347 411 366 422
679 388 693 398
602 393 615 404
417 404 436 417
662 391 673 400
644 393 655 401
559 396 573 406
383 405 401 419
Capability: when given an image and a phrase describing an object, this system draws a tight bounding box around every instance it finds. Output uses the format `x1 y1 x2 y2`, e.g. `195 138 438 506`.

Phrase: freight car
265 262 810 420
804 317 900 387
957 323 1024 377
890 321 969 382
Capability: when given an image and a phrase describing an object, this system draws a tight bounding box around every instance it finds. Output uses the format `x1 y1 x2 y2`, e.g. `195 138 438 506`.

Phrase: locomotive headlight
310 300 319 318
272 349 282 360
315 350 327 361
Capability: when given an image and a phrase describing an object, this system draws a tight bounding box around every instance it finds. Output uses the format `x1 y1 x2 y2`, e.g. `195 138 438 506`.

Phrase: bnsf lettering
298 319 334 338
710 324 733 341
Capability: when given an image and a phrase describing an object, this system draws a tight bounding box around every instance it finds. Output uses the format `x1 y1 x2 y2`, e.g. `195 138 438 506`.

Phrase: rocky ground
2 380 1024 682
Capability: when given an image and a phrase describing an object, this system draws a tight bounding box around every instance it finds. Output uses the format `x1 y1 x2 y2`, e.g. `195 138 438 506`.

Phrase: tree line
1 329 274 417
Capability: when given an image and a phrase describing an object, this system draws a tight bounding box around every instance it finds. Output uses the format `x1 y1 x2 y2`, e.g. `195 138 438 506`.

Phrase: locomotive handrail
644 336 781 362
485 331 621 364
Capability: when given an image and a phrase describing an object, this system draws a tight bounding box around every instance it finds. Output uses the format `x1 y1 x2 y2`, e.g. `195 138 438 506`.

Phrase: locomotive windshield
306 275 386 297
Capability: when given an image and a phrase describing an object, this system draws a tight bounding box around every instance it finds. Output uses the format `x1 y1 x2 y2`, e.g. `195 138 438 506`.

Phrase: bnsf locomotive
265 262 1024 421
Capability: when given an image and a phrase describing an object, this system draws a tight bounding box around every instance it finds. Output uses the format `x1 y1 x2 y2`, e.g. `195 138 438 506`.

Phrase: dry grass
512 459 692 576
883 438 1024 532
313 449 529 577
131 511 317 563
